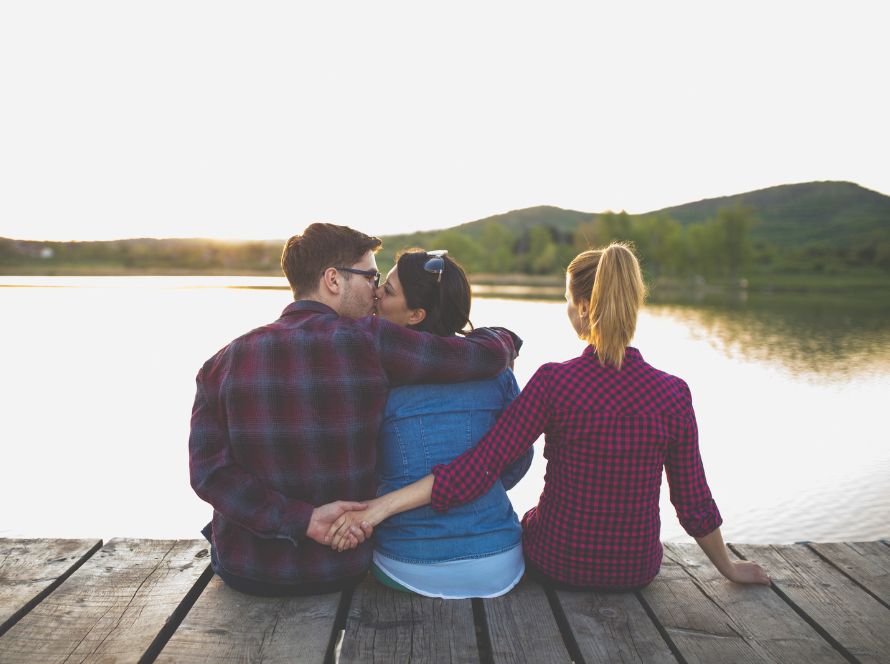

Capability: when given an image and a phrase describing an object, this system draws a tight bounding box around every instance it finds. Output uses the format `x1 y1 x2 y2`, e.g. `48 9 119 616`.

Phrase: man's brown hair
281 223 382 298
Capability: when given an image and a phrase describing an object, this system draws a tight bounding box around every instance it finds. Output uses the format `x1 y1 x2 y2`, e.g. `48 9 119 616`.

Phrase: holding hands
306 500 373 546
327 475 435 552
326 497 391 551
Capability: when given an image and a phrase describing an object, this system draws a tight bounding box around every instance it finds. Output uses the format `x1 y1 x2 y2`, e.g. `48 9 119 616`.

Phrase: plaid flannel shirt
432 346 722 590
189 300 518 585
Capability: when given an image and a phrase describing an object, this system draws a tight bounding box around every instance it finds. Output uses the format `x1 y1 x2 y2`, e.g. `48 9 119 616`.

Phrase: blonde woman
329 243 769 591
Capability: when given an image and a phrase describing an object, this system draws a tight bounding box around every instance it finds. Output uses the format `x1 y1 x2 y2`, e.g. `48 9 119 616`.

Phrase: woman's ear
407 308 427 326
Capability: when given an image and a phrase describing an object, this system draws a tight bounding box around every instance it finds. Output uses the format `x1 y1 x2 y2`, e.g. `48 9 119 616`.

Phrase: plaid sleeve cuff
481 326 523 357
277 500 315 545
679 501 723 538
430 464 454 512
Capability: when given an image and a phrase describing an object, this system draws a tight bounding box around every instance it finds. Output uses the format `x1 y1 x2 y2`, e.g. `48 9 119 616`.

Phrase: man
189 223 519 596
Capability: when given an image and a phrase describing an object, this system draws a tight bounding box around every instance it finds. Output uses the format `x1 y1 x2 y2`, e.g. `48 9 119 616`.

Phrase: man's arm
362 317 521 387
189 369 367 546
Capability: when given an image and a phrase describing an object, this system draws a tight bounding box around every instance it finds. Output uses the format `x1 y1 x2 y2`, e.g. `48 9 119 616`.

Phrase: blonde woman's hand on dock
725 559 771 585
694 528 771 585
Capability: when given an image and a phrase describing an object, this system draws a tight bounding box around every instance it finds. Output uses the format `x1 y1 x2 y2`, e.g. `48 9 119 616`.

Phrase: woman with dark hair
331 243 769 592
367 249 533 598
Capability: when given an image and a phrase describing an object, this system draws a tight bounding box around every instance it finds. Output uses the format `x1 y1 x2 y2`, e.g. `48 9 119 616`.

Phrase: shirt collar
281 299 338 318
582 344 643 365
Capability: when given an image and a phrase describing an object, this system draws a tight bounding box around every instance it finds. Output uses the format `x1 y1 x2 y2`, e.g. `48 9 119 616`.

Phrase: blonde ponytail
568 242 646 369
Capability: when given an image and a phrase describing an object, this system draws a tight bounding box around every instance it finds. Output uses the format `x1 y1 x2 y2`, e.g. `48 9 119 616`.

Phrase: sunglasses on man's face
334 267 381 288
423 250 448 283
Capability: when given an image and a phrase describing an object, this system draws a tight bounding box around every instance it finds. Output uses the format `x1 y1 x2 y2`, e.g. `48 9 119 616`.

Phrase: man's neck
296 293 341 316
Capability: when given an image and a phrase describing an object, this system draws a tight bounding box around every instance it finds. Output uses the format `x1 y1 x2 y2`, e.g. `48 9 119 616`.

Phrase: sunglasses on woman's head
424 250 448 283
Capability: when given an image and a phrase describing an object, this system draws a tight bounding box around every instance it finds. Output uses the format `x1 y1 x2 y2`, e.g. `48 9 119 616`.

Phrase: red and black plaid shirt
189 300 518 585
432 345 722 589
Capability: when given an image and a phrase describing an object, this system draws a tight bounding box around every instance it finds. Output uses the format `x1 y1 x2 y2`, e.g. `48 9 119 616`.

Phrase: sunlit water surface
1 276 888 544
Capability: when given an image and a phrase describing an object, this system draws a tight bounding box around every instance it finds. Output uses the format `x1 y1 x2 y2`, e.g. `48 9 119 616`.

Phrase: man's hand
306 501 370 546
327 496 393 552
327 476 435 552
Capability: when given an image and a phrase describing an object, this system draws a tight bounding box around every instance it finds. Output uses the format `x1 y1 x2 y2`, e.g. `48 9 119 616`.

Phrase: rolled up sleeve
665 386 722 537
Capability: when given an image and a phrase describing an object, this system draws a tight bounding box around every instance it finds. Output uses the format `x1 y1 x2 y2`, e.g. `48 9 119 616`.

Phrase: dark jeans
202 522 366 597
523 554 644 593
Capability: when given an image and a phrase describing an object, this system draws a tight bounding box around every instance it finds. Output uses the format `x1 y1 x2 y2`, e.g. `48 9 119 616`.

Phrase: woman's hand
327 475 436 552
305 501 367 545
724 559 771 585
694 527 771 585
326 497 390 552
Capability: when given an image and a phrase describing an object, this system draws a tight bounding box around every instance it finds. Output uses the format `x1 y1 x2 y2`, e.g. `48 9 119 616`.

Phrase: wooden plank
639 544 786 663
156 575 341 663
734 543 890 664
482 576 571 663
809 541 890 608
339 576 479 664
0 538 210 663
554 586 675 663
0 538 102 636
665 543 846 663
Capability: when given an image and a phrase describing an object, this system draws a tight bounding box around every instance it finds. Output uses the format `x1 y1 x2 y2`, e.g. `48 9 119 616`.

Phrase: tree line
2 205 888 277
415 205 889 278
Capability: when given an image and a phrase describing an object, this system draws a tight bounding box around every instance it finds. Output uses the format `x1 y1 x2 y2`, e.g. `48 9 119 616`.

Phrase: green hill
647 181 890 247
379 205 594 260
380 181 890 254
450 205 595 238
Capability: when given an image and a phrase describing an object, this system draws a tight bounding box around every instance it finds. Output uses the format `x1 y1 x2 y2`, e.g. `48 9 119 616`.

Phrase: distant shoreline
2 267 887 296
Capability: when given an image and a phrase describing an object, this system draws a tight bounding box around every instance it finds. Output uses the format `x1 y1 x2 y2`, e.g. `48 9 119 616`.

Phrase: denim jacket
374 369 532 563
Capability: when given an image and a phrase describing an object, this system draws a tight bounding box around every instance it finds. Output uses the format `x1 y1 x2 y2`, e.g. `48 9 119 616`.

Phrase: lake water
1 276 888 544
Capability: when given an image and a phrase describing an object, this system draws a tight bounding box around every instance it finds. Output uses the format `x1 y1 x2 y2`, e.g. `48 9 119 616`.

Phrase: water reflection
0 276 887 543
647 292 890 379
471 277 890 380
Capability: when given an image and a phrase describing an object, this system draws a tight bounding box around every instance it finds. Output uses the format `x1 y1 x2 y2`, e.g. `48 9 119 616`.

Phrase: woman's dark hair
395 249 473 336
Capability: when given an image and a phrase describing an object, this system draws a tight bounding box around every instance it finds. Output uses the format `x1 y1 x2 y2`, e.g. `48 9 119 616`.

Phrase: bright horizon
1 2 888 242
3 179 887 244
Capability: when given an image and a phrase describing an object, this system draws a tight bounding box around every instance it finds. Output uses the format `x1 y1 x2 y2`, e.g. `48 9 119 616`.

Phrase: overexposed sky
1 1 887 241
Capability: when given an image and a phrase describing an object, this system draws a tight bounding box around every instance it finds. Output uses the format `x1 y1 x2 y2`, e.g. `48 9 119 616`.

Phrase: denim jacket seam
375 542 521 565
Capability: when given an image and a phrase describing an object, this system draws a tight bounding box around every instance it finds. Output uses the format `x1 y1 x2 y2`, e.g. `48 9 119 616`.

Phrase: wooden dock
1 538 888 663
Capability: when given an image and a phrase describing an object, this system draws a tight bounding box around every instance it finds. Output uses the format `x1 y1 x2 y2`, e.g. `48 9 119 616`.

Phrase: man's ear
407 308 427 326
320 267 342 295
